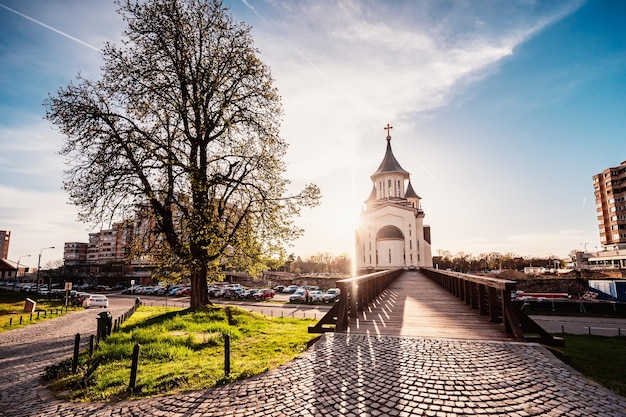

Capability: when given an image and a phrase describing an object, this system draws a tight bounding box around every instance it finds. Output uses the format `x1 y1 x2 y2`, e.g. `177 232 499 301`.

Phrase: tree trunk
189 268 209 309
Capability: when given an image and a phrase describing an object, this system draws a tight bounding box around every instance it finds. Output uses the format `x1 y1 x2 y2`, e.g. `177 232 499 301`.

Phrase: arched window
388 249 392 263
397 180 401 197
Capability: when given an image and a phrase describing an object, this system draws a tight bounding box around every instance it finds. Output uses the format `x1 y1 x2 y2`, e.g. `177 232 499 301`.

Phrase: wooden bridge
310 268 562 346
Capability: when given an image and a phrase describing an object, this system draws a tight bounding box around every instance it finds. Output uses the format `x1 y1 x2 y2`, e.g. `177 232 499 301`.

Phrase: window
409 240 412 249
388 249 391 263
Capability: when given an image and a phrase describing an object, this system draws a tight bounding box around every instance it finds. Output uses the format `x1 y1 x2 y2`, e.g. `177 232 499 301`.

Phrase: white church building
355 125 433 274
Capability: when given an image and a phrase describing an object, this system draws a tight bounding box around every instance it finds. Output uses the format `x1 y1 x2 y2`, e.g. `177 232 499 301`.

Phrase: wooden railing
308 269 403 333
420 268 563 346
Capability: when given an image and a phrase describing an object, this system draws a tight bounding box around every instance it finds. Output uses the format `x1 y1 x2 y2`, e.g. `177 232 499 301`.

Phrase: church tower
355 125 433 274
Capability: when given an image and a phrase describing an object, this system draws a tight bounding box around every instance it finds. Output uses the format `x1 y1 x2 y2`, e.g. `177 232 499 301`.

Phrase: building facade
593 160 626 249
0 230 10 259
355 127 433 274
585 160 626 270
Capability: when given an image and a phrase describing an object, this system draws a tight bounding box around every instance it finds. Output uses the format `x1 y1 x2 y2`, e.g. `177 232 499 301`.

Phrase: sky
1 0 626 268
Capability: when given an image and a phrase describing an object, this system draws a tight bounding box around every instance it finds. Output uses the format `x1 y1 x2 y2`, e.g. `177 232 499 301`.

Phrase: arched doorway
376 225 405 268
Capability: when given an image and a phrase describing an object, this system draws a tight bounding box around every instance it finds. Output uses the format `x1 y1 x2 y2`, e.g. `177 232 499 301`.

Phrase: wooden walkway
347 270 512 340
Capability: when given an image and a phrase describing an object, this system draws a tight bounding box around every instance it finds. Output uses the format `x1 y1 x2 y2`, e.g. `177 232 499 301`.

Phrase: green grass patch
46 305 316 401
556 334 626 397
0 290 78 332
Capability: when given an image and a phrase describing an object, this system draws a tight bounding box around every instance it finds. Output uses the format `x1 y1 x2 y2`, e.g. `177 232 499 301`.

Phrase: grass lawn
0 290 78 332
45 305 317 401
557 334 626 397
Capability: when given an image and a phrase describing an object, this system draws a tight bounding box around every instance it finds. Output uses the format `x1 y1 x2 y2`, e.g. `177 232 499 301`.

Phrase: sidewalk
1 306 625 416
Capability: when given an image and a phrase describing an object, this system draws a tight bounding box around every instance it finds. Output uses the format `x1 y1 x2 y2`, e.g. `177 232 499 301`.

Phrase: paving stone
2 311 626 416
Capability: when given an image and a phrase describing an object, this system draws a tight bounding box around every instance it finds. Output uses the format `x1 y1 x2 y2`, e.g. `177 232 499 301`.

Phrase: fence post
72 333 81 374
224 334 231 377
129 343 141 392
89 335 95 357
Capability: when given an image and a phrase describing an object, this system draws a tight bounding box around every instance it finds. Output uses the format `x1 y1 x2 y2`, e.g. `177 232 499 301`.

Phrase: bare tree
45 0 320 308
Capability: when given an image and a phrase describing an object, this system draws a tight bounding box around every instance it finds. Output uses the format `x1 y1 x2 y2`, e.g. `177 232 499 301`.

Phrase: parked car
283 285 299 293
253 288 275 300
289 289 306 302
73 292 91 306
122 285 141 294
223 288 243 298
209 287 225 297
82 294 109 308
322 288 341 303
168 286 185 296
273 285 285 293
308 290 324 302
176 287 192 296
239 289 258 299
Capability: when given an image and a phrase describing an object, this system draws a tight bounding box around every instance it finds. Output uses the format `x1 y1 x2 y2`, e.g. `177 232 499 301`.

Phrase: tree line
433 251 567 273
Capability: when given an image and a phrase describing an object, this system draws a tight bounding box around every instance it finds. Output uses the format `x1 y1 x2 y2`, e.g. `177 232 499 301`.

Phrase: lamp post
36 247 55 296
14 254 31 292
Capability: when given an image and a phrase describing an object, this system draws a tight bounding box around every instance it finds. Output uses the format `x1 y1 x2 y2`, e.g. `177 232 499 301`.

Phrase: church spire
384 123 393 141
371 123 409 178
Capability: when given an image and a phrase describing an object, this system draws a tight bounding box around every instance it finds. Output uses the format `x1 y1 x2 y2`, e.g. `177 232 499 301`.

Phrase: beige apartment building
593 160 626 249
588 160 626 270
64 215 157 283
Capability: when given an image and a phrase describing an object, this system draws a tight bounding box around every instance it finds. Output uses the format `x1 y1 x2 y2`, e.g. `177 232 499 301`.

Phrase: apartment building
587 160 626 270
0 230 10 259
593 160 626 249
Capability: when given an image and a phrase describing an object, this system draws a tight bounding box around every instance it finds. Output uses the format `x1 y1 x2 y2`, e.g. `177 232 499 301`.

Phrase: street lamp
14 254 31 292
36 247 55 296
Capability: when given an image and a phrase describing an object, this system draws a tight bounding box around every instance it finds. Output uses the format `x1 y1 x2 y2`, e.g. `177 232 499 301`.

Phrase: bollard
89 335 95 357
619 328 622 337
19 316 22 324
561 325 565 334
30 313 32 321
9 317 12 326
224 333 231 377
129 344 141 392
72 333 81 374
588 327 591 335
37 311 40 320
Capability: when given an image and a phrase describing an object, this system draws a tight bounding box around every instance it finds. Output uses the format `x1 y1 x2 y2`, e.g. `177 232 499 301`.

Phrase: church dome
376 225 404 240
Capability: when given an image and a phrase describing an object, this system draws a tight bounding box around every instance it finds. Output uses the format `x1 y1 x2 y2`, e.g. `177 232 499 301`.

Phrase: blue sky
1 0 625 267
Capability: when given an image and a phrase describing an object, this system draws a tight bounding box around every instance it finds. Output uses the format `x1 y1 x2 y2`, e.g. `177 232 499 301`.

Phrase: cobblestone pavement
2 316 626 417
0 305 129 417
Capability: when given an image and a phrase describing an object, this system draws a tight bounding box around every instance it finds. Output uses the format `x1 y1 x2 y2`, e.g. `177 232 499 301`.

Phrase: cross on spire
384 123 393 141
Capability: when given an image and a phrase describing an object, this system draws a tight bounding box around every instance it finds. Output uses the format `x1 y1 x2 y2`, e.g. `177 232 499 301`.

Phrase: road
530 314 626 337
117 292 332 320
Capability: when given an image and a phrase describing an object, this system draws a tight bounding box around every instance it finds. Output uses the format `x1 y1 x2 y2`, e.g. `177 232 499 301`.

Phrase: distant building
0 230 10 259
63 216 156 283
593 160 626 249
587 160 626 270
355 125 433 274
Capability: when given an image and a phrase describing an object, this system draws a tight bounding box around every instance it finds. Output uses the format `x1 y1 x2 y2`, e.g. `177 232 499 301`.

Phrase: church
355 125 433 274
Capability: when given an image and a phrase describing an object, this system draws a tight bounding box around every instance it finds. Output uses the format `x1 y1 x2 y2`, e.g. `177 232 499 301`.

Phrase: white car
308 290 324 302
83 294 109 308
322 288 341 303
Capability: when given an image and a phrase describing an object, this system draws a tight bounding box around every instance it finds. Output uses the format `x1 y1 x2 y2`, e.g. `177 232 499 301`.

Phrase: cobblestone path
2 320 625 417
